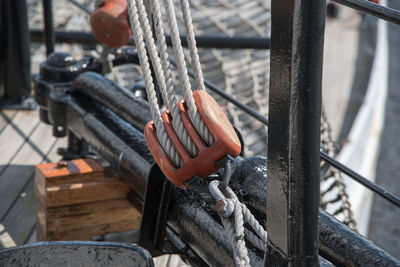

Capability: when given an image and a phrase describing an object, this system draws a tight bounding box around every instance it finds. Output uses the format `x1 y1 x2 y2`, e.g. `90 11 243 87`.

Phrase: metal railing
30 0 400 265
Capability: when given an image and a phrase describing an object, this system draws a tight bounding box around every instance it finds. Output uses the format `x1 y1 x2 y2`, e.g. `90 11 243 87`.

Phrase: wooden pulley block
145 90 241 188
90 0 131 48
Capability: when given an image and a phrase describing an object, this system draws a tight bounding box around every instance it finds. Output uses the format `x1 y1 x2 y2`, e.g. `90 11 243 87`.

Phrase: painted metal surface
0 241 154 267
265 0 326 265
333 0 400 25
0 0 32 105
42 0 55 56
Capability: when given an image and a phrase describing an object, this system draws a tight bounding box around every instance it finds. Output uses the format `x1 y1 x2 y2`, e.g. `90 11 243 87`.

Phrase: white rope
134 0 198 157
179 0 206 92
209 180 268 267
163 0 214 145
126 0 182 167
128 0 218 166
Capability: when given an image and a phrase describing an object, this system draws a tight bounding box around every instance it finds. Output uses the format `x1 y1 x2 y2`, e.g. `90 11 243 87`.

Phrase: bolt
215 198 234 218
57 161 68 168
215 199 227 213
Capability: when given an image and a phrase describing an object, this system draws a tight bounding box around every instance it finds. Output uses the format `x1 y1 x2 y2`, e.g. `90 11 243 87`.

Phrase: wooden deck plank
0 111 40 174
0 122 57 220
0 131 66 248
0 110 17 134
2 179 36 246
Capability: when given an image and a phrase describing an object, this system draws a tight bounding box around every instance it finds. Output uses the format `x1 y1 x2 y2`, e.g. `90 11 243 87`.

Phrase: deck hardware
145 90 241 188
90 0 131 48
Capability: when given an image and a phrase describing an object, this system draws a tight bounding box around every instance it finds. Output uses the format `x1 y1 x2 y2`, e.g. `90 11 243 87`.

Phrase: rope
163 0 214 145
179 0 206 92
134 0 198 157
126 0 182 167
209 180 268 267
128 0 218 166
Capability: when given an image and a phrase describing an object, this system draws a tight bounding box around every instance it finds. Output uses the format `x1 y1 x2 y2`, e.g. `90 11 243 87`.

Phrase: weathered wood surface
0 110 65 249
35 158 141 241
36 158 104 187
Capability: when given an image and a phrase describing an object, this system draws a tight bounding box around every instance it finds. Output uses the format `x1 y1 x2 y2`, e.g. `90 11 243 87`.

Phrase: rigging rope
126 0 214 166
127 1 267 265
127 0 182 166
163 0 214 145
210 180 268 267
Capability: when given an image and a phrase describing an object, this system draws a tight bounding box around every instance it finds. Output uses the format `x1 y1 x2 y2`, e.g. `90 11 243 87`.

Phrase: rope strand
163 0 214 145
127 0 182 167
135 0 198 157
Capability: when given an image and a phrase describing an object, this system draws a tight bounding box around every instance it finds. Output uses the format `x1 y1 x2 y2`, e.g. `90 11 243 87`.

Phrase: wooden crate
35 158 141 241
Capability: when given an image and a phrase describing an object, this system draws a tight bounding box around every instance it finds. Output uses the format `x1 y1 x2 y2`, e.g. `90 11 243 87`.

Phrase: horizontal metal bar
168 57 269 125
169 35 270 49
332 0 400 25
30 29 98 44
30 29 270 49
320 151 400 208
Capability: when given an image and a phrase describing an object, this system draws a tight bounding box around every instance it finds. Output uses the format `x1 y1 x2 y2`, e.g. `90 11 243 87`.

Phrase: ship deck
0 2 399 260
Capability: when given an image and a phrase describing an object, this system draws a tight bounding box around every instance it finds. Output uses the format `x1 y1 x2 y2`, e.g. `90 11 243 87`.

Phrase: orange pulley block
90 0 131 48
145 90 241 188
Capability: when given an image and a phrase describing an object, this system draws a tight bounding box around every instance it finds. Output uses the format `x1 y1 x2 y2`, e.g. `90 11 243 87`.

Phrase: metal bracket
138 164 174 256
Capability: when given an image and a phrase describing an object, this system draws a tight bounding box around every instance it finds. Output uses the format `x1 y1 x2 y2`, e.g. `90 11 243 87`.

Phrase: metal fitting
209 180 234 217
57 161 69 168
215 198 234 218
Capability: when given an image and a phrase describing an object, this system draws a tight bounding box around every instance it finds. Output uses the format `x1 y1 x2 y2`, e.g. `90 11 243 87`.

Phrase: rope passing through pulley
123 0 241 188
91 1 268 266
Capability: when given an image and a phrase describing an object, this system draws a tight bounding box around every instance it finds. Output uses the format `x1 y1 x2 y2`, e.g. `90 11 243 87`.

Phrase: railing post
0 0 32 105
265 0 326 266
43 0 55 56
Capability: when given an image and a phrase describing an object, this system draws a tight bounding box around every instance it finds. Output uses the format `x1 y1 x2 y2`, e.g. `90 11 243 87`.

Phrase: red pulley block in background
145 90 241 188
90 0 131 48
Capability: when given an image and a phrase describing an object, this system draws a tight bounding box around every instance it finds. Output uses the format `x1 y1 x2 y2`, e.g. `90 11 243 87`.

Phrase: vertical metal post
43 0 55 56
0 0 31 104
265 0 326 266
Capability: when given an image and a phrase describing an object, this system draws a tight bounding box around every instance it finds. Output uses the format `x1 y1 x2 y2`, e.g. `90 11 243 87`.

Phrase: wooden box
35 158 141 241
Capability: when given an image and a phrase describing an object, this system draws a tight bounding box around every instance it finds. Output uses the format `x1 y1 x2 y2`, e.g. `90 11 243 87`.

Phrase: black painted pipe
64 98 151 199
29 29 270 49
332 0 400 26
72 72 152 131
42 0 55 56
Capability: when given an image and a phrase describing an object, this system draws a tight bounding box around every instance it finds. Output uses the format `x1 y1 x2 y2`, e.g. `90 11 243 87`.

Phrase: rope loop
209 180 268 267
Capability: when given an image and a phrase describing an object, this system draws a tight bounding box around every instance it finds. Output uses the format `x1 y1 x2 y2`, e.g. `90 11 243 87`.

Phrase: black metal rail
333 0 400 25
265 0 326 265
30 29 271 50
320 151 400 208
42 0 55 56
